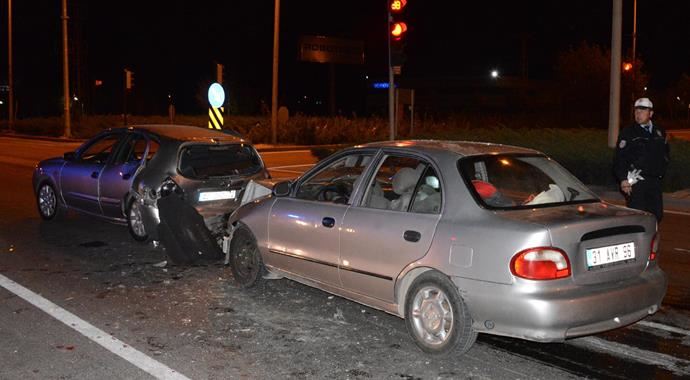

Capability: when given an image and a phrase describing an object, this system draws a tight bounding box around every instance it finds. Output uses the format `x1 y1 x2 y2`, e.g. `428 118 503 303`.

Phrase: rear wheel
228 225 265 288
404 271 477 356
36 182 60 220
127 198 148 242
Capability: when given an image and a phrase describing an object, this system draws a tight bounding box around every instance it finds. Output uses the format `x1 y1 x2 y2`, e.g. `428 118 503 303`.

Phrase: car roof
355 140 541 157
109 124 246 143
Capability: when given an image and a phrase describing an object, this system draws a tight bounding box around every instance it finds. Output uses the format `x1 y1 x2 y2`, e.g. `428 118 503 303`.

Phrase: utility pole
7 0 14 132
61 0 71 138
631 0 637 101
387 8 395 140
270 0 280 144
607 0 622 148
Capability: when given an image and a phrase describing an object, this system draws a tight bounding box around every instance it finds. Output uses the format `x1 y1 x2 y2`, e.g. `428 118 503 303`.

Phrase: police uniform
613 120 670 221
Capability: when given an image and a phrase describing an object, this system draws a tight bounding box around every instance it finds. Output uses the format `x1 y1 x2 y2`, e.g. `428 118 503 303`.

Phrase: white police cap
634 97 653 109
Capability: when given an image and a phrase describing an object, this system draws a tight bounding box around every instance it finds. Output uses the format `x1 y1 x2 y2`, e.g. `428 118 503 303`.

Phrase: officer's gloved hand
627 169 644 186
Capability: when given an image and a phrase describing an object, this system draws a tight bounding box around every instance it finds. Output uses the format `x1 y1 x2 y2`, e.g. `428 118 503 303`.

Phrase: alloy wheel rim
129 201 146 237
39 185 56 217
410 285 454 346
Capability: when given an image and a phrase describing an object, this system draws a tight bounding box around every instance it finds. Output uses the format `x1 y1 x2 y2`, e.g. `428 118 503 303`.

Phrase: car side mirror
63 151 76 161
273 181 292 197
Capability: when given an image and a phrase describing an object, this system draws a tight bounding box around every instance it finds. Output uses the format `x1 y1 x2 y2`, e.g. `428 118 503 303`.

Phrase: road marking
260 149 312 154
674 248 690 253
636 320 690 336
570 336 690 376
269 169 306 175
268 164 316 170
0 274 190 380
665 210 690 216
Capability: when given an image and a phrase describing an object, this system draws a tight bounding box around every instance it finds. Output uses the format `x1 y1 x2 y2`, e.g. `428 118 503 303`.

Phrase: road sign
208 107 224 130
208 83 225 108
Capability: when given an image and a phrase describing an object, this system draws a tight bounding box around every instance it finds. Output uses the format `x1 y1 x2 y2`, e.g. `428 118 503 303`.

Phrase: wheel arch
395 266 434 316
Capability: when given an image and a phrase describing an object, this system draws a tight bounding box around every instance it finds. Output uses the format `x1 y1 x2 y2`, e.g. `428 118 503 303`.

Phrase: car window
113 135 149 164
178 143 262 178
295 153 373 204
79 134 122 164
362 155 439 213
458 155 598 209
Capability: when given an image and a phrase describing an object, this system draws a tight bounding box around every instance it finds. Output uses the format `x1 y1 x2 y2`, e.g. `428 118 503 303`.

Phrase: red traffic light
391 22 408 40
390 0 407 13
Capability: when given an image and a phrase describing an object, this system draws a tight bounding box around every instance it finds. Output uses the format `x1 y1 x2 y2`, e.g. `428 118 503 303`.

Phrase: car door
60 132 125 215
266 152 375 288
339 154 443 303
99 133 159 219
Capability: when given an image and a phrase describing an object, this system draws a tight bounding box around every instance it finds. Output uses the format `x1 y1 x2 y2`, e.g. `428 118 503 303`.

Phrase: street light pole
387 9 395 140
270 0 280 145
61 0 71 138
7 0 14 132
631 0 637 100
608 0 623 148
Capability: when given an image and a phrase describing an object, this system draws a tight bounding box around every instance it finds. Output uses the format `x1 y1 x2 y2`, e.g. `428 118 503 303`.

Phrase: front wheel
404 271 477 356
127 198 148 242
36 182 61 220
228 225 265 288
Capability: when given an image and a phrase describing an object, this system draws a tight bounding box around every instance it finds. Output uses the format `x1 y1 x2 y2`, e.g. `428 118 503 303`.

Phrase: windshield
178 143 263 179
458 154 599 210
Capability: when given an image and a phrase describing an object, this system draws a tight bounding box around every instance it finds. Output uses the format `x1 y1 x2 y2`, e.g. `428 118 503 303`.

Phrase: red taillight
510 247 571 280
650 233 659 261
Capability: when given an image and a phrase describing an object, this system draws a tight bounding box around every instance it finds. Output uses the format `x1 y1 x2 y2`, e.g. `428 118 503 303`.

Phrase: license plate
586 242 635 269
198 190 236 202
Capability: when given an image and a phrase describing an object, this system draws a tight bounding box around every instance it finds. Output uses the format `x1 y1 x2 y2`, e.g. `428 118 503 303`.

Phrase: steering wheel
316 182 351 204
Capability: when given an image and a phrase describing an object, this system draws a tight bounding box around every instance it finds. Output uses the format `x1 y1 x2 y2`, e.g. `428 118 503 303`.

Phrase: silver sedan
226 140 667 355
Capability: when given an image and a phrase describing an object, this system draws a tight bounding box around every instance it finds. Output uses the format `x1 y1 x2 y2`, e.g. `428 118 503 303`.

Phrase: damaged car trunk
126 127 270 264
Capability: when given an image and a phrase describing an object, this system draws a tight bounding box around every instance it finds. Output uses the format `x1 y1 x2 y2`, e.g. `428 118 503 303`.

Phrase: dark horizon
1 1 688 117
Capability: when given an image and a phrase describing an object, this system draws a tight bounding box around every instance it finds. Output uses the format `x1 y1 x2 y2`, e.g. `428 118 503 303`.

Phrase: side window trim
76 132 124 164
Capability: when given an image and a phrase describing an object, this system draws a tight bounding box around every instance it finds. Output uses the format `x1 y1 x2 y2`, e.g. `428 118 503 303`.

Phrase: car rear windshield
178 143 262 179
458 154 599 210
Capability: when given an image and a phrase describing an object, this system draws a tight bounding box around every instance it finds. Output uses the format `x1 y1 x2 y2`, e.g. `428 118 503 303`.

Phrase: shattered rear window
178 143 263 178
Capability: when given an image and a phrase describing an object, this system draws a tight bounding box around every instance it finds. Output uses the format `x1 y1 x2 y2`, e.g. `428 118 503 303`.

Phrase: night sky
1 0 688 117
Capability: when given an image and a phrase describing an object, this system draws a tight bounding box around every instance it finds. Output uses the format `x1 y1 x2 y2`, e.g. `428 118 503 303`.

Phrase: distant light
73 96 78 101
491 70 499 79
0 100 3 105
623 62 633 71
365 75 369 80
677 96 681 101
373 82 390 89
644 87 648 91
168 94 172 99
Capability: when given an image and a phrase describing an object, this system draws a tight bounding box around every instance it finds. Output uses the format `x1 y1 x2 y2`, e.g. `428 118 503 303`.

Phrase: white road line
260 149 312 154
268 164 316 170
269 169 306 174
674 248 690 253
636 320 690 336
665 210 690 216
569 336 690 376
0 274 190 380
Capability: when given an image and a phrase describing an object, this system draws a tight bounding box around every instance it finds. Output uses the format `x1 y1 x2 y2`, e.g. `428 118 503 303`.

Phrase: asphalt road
1 136 689 379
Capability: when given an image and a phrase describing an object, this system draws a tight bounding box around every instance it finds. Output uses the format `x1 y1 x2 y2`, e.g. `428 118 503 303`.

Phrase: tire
126 198 149 242
36 182 61 220
228 225 265 288
404 271 477 356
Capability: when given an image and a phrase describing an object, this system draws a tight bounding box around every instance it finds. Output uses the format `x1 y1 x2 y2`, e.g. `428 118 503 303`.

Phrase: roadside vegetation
2 113 689 191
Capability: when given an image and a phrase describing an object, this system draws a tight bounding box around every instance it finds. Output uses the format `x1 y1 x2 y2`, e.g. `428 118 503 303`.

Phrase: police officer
613 97 670 221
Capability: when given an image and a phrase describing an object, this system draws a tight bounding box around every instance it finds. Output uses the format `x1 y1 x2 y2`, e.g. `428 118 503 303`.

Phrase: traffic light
125 69 135 90
389 0 408 67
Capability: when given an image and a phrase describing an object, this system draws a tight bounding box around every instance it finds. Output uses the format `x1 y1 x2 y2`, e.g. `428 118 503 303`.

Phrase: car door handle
404 230 421 242
91 171 99 179
122 172 132 180
322 217 336 228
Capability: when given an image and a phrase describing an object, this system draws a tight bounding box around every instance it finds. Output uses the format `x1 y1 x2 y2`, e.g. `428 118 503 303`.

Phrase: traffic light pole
61 0 71 138
387 11 395 141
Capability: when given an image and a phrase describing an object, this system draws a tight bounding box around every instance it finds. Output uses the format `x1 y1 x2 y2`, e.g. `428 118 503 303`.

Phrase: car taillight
650 233 659 261
510 247 571 280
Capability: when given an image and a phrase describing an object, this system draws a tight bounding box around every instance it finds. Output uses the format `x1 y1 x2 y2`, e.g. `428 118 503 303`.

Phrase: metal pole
387 11 395 140
61 0 71 138
607 0 622 148
271 0 280 144
410 89 415 136
631 0 637 101
7 0 14 132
